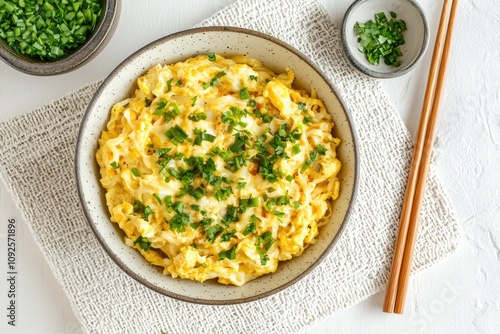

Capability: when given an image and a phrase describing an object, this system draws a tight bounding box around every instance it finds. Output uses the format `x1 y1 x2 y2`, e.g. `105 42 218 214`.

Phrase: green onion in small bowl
341 0 429 79
0 0 120 76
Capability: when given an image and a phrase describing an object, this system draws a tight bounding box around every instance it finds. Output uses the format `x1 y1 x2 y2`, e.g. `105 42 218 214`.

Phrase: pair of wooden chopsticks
383 0 459 314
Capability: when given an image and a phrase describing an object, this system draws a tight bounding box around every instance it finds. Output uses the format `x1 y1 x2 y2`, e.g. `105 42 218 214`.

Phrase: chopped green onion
243 222 257 236
221 231 235 242
208 71 226 87
133 236 152 251
152 193 162 204
256 232 275 265
165 195 173 208
303 116 314 125
206 225 224 243
168 212 191 232
207 52 216 62
131 168 141 177
167 78 173 92
354 12 407 67
193 128 216 145
239 87 250 100
301 150 318 172
0 0 103 60
191 95 198 106
133 200 153 221
188 111 207 122
213 186 233 202
110 161 121 169
165 125 188 145
218 245 237 261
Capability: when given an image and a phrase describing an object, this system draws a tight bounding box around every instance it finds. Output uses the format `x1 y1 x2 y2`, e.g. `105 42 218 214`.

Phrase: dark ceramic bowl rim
0 0 119 76
341 0 429 79
75 26 360 305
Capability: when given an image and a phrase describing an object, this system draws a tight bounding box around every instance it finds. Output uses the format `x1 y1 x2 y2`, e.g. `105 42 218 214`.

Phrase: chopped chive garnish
256 232 275 265
239 87 250 100
316 145 327 155
133 236 152 251
165 195 173 208
298 102 307 111
133 200 153 221
168 211 191 232
145 98 152 107
176 80 182 87
188 111 207 122
218 245 237 261
301 150 318 172
221 231 236 242
354 12 407 67
292 144 301 154
110 161 121 169
206 225 224 243
208 71 226 87
230 137 246 152
303 116 314 125
131 168 141 177
167 78 173 92
167 167 180 180
243 222 257 236
152 193 162 204
249 75 258 81
193 128 216 145
191 95 198 106
207 52 216 62
213 186 233 201
272 210 285 217
172 201 184 214
0 0 103 60
165 125 188 145
192 187 205 201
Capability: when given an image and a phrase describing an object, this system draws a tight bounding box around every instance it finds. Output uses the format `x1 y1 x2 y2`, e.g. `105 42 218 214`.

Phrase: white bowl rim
75 26 360 304
341 0 429 79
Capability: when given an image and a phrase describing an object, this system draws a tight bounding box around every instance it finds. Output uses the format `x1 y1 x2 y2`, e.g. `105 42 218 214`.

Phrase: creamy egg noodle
96 54 342 286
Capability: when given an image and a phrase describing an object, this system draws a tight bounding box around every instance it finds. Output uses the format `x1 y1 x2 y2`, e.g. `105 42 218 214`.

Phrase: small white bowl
75 27 359 304
342 0 429 78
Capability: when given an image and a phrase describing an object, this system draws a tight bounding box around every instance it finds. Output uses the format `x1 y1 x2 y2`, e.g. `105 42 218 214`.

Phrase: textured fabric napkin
0 0 460 333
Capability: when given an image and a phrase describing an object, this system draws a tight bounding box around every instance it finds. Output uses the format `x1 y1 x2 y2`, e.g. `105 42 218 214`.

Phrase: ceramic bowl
0 0 120 76
341 0 429 78
75 26 358 304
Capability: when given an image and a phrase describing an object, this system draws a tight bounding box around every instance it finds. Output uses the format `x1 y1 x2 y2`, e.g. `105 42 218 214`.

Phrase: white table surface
1 0 499 333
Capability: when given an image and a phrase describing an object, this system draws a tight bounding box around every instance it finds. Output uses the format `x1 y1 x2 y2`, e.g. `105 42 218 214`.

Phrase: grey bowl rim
341 0 429 79
75 26 360 305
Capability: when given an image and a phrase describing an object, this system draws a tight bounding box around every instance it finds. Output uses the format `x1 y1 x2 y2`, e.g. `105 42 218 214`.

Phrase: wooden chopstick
383 0 459 314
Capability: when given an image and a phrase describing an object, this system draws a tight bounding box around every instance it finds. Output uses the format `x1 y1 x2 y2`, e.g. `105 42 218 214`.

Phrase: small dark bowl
0 0 121 76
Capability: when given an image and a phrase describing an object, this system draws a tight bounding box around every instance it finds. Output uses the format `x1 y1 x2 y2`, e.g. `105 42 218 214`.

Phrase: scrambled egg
96 54 342 286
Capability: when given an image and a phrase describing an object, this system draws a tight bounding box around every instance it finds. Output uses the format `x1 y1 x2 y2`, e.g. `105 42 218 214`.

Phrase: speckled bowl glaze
0 0 120 76
342 0 429 78
75 26 358 304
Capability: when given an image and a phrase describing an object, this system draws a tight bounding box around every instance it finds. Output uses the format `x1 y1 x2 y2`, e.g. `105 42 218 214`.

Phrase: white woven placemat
0 0 460 333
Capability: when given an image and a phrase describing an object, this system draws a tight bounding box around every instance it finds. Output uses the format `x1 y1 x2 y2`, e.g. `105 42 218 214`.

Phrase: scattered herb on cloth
0 0 102 60
354 12 407 67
